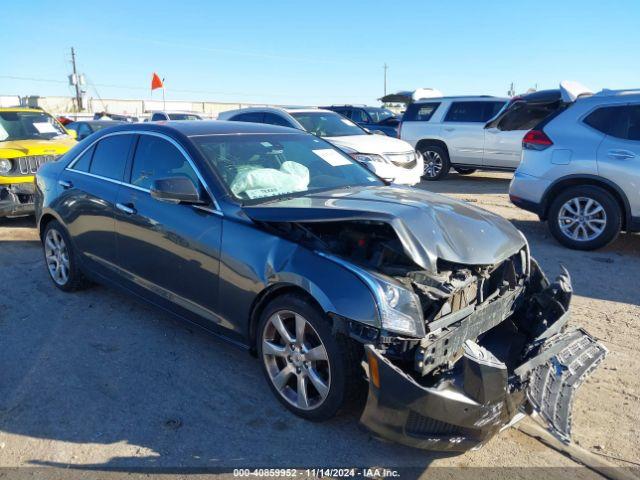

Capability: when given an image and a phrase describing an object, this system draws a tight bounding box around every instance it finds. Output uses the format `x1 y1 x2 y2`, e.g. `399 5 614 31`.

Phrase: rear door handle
444 127 456 132
116 202 136 215
58 180 73 189
607 150 635 160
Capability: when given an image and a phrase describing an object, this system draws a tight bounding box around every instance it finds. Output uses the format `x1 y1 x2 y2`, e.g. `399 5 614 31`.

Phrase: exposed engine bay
262 218 607 450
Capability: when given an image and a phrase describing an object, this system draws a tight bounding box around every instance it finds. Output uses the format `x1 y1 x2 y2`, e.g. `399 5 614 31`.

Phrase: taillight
523 129 553 150
397 121 403 138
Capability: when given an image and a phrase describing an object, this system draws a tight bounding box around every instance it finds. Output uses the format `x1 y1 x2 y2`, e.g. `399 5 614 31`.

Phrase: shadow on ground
0 239 449 472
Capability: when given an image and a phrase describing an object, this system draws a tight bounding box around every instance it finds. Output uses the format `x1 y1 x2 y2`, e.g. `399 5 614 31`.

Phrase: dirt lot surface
0 172 638 478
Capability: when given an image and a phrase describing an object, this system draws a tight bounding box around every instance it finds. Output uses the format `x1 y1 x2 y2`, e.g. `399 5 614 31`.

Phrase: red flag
151 73 163 90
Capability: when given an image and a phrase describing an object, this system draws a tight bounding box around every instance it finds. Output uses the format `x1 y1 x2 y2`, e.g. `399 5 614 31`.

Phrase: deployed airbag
230 161 309 199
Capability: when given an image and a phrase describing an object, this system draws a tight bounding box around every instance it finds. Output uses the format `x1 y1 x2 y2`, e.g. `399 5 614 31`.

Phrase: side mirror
67 129 78 140
150 177 205 204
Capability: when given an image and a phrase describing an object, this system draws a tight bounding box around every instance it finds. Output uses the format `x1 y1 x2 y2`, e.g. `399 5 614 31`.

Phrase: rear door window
130 135 200 190
403 103 440 122
89 134 134 181
445 101 505 122
585 105 640 141
230 112 264 123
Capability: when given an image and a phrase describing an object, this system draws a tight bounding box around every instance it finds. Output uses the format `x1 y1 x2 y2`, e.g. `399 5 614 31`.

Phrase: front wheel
257 294 364 421
547 186 621 250
419 145 450 181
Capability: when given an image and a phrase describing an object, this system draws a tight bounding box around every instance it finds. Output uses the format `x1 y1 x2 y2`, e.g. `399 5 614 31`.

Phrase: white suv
399 96 508 180
510 89 640 250
218 107 423 186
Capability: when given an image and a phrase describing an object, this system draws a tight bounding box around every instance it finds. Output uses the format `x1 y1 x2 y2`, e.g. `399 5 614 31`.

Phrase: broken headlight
369 272 425 337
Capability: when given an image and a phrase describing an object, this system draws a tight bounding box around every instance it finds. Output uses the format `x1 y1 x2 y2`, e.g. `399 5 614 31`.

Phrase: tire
454 167 477 175
257 293 365 421
547 185 621 250
419 145 450 181
42 220 89 291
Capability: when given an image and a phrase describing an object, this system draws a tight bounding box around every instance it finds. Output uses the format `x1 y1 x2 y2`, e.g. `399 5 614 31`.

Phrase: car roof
72 120 125 125
109 120 301 137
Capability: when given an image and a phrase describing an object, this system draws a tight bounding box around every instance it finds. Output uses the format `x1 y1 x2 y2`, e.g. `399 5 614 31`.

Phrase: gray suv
510 89 640 250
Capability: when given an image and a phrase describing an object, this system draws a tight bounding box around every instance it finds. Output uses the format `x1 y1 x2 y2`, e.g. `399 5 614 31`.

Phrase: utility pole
383 63 388 97
70 47 83 112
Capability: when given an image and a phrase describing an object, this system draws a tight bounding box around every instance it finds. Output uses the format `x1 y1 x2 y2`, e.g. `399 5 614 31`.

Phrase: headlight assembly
0 159 12 174
369 272 425 337
350 153 388 165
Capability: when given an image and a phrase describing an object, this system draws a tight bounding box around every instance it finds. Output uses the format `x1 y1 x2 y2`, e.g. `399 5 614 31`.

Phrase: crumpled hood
326 134 414 155
0 138 75 158
243 185 526 272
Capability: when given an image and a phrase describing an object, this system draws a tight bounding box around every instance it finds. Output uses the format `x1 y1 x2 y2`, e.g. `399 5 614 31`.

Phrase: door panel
596 136 640 218
58 170 121 276
483 128 525 168
441 124 485 165
114 187 224 330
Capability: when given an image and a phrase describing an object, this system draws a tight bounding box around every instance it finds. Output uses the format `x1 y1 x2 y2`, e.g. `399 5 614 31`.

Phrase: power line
0 75 371 100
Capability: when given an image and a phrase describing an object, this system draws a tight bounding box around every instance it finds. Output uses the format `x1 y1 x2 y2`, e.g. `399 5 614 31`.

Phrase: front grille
405 411 467 438
384 152 417 169
16 155 59 175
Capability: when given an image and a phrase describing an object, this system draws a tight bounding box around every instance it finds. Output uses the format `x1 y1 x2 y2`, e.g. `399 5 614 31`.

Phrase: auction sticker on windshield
313 149 351 166
33 122 58 134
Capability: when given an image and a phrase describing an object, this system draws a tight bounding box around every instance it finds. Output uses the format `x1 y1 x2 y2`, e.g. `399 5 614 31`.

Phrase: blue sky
2 0 639 105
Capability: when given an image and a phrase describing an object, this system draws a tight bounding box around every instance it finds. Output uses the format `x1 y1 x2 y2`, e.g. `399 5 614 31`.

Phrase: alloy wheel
262 310 330 411
557 196 607 242
44 228 70 286
422 150 443 178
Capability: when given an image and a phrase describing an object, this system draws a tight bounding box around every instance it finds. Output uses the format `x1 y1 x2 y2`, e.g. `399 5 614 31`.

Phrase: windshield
290 111 364 137
365 108 396 123
0 111 68 141
168 113 202 121
193 133 382 203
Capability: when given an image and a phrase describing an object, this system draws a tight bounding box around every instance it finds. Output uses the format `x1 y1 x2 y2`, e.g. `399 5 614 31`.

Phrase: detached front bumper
359 270 607 451
0 182 36 218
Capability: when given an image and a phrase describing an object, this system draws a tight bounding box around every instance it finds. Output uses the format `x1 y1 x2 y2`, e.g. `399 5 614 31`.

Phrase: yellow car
0 108 76 218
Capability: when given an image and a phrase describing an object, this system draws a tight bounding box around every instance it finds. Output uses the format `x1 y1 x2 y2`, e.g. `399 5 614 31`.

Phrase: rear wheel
547 186 621 250
257 293 364 421
42 220 88 291
454 167 477 175
419 145 450 181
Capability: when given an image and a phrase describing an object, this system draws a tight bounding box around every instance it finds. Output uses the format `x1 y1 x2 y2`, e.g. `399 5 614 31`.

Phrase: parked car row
33 120 606 452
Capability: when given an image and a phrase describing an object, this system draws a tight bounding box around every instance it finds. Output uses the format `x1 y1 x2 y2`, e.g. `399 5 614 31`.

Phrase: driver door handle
444 127 456 132
116 202 136 215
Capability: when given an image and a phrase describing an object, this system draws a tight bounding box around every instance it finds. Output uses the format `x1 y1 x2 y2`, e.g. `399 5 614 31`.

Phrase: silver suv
399 96 508 180
509 89 640 250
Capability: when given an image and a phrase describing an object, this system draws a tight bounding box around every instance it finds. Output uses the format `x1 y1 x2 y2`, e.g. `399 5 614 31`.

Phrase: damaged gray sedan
35 121 606 451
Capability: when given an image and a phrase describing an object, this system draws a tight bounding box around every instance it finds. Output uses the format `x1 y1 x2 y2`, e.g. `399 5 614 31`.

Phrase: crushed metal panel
526 328 607 443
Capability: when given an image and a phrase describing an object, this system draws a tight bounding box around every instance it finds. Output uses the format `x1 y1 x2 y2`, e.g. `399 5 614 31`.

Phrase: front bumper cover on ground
359 272 607 451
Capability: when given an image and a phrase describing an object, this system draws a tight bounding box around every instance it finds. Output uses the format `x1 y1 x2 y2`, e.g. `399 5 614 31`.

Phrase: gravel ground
0 172 638 478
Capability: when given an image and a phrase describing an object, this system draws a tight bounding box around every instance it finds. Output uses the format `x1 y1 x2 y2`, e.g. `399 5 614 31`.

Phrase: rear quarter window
403 103 440 122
